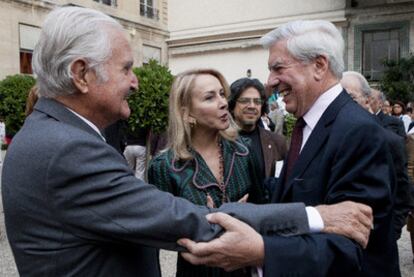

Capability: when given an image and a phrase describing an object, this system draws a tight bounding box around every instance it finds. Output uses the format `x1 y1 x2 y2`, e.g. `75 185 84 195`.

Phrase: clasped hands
178 201 373 272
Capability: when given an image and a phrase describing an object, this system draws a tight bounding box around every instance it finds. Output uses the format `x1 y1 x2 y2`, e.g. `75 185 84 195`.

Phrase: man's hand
178 212 264 271
316 201 373 248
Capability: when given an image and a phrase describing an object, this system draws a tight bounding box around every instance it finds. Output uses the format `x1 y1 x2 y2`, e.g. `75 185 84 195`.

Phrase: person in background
392 100 411 133
341 71 414 240
259 112 275 131
228 77 287 187
268 101 285 136
370 89 406 138
382 99 392 115
103 120 127 155
405 132 414 263
123 127 147 180
341 72 372 112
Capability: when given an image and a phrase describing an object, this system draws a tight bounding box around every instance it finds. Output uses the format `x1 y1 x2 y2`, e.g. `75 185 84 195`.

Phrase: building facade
168 0 414 84
0 0 169 80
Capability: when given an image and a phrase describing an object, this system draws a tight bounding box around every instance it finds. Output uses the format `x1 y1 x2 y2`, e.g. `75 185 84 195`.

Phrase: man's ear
313 55 329 81
71 59 89 94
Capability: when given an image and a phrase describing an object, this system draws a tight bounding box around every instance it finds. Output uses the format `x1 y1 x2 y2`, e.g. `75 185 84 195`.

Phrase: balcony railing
140 4 159 20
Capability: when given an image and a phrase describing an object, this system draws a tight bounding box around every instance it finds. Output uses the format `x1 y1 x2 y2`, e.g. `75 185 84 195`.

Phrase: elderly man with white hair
341 70 414 241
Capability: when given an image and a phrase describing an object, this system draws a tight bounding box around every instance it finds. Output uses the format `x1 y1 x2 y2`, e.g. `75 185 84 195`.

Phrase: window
140 0 159 20
19 24 41 74
93 0 117 6
354 21 409 81
362 29 400 80
20 51 32 74
143 45 161 64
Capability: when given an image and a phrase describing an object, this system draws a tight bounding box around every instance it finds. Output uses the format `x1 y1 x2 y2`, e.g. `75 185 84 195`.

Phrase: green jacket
148 137 267 208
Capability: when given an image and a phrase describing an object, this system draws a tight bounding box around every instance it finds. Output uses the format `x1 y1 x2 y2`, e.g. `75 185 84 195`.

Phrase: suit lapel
259 128 272 177
281 91 351 200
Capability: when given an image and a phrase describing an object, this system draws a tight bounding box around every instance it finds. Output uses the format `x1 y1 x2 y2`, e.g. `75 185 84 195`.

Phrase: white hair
32 6 123 98
260 20 345 79
342 71 371 98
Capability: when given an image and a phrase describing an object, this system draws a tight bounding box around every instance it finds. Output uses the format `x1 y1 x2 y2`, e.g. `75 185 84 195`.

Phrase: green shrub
283 113 296 138
0 74 36 136
128 59 173 135
380 53 414 103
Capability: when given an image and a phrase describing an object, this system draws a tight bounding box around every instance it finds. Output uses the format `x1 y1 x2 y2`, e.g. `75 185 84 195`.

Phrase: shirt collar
303 83 343 131
66 108 106 141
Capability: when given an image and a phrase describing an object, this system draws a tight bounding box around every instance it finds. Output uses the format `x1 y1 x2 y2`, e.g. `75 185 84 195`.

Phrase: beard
238 118 257 131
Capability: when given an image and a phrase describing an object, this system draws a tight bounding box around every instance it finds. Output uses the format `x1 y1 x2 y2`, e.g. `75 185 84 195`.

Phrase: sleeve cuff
306 206 324 232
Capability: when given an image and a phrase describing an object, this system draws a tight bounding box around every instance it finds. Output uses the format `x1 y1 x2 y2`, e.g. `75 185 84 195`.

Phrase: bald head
341 71 372 112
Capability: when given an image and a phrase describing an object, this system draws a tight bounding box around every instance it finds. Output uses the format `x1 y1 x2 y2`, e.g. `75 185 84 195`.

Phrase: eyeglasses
236 97 263 106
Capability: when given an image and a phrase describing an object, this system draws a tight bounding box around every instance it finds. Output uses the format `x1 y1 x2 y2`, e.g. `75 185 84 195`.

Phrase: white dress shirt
301 83 343 151
66 108 106 141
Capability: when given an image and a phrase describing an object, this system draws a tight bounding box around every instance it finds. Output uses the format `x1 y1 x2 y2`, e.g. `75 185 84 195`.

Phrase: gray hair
260 20 345 79
342 71 371 98
372 88 387 103
32 6 123 98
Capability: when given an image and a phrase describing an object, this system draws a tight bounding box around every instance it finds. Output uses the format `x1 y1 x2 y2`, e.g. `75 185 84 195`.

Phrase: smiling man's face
267 40 321 118
233 87 263 131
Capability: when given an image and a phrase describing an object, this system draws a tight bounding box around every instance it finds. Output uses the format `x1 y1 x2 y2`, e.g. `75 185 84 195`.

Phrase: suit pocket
291 178 324 205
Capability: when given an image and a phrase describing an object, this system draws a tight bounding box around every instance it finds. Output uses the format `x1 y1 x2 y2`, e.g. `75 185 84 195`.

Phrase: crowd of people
1 5 414 277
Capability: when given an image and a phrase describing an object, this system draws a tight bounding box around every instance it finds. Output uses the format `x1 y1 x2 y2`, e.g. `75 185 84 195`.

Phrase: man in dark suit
342 71 414 240
228 78 287 194
179 20 399 276
370 88 406 138
1 8 372 277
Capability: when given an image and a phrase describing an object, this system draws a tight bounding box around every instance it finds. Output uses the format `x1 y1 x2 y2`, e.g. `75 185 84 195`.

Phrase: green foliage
128 59 173 134
380 53 414 103
0 74 36 136
283 113 296 138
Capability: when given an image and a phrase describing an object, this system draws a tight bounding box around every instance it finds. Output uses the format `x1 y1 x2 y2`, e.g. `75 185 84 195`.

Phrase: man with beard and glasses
228 78 287 198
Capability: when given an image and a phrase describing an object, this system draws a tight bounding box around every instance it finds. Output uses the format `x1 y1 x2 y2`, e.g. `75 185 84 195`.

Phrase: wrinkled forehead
267 40 297 67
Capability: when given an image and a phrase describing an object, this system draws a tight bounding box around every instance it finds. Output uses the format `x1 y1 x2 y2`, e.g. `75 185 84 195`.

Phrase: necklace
217 138 227 203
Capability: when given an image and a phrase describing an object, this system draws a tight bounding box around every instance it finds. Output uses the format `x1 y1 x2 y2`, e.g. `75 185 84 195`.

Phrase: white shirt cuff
306 206 324 232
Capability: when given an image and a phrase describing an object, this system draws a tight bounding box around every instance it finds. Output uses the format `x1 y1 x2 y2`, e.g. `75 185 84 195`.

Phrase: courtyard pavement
1 167 413 276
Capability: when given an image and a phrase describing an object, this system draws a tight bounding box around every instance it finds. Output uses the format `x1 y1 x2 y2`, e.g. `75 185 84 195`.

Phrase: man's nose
131 73 138 90
267 74 280 91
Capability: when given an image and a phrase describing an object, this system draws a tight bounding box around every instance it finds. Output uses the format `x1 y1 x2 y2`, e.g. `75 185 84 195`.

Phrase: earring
188 117 197 128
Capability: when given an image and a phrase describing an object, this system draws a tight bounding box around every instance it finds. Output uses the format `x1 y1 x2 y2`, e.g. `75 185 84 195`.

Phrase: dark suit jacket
1 98 310 277
264 91 399 276
259 127 287 178
380 126 414 239
377 110 406 138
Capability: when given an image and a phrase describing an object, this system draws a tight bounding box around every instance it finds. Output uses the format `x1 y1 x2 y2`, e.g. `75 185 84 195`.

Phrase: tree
128 59 173 135
380 53 414 103
0 74 36 137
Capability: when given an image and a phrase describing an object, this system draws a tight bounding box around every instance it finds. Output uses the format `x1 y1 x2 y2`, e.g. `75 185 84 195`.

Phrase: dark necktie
285 117 306 181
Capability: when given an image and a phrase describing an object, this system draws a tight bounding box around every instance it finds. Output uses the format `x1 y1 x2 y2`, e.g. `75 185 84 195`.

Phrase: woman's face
189 74 230 133
393 104 403 115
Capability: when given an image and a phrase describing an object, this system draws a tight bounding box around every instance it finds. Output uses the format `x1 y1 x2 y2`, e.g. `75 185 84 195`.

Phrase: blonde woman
148 69 266 277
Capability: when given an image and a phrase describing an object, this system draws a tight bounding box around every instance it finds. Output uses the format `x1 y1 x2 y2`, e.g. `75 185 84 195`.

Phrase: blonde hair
168 68 238 160
25 86 39 117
